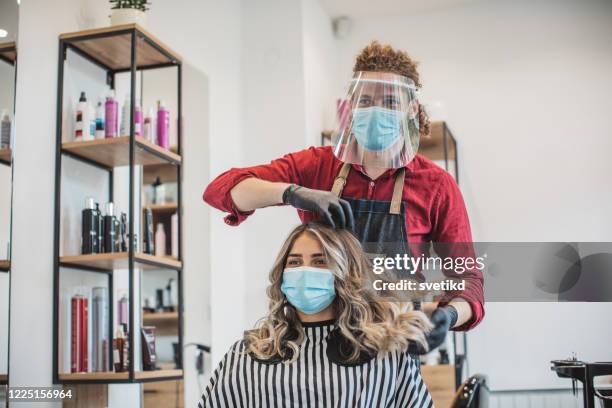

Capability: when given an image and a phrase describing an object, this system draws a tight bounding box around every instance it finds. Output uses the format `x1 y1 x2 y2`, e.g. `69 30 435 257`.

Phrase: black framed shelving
52 24 184 384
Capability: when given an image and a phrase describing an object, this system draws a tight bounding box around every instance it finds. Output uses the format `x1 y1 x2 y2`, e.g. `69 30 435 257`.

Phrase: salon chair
450 374 489 408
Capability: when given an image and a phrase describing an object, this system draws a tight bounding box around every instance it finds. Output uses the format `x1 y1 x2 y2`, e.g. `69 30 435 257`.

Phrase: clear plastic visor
332 71 420 169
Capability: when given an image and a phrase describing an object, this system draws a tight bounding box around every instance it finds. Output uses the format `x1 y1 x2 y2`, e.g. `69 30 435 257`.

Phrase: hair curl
353 41 430 137
245 223 432 363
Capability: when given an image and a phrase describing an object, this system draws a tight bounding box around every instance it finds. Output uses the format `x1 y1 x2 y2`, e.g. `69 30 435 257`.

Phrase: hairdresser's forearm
230 177 292 212
448 299 472 328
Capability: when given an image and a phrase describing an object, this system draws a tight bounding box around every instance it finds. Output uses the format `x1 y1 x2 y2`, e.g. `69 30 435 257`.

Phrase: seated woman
198 223 434 408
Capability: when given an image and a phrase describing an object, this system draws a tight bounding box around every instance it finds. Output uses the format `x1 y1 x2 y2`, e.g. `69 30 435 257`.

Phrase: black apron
330 162 410 265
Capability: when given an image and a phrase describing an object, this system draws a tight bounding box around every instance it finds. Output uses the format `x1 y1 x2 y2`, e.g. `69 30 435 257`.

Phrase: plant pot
110 8 146 26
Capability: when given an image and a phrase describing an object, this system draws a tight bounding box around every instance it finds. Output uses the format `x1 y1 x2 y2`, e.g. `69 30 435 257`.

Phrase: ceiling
318 0 479 18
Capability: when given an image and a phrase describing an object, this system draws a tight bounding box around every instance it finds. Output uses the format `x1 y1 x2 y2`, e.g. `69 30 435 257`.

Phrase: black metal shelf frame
52 27 183 384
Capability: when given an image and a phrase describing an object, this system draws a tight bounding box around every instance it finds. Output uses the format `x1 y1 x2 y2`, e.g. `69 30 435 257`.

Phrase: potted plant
109 0 151 27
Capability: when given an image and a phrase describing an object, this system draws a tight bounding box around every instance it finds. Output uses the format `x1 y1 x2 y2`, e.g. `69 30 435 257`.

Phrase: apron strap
331 163 351 197
389 168 406 215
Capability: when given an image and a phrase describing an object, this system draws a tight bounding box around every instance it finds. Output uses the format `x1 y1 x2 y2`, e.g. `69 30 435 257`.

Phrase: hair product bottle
120 213 128 252
144 107 155 143
134 101 143 137
74 92 88 142
71 293 88 373
81 197 99 254
92 287 109 372
95 100 105 139
0 110 11 148
155 223 166 257
105 91 118 138
156 100 170 149
95 202 104 253
113 327 125 372
120 94 131 136
104 202 117 253
143 207 155 255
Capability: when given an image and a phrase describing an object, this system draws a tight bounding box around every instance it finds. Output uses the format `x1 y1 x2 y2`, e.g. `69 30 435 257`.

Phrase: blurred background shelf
0 148 11 166
0 260 9 272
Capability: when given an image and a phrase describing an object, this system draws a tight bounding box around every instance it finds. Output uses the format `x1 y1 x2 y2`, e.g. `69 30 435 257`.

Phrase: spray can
105 91 118 138
156 100 170 149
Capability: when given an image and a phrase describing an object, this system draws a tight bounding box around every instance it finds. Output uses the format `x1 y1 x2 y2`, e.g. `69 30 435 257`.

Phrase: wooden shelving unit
53 24 184 385
0 373 7 384
62 136 181 168
143 146 179 184
60 252 181 271
0 259 9 272
0 148 11 166
0 41 17 66
143 311 178 324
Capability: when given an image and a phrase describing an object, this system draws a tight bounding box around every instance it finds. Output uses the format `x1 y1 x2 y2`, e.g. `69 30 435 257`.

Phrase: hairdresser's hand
283 185 354 230
408 306 458 355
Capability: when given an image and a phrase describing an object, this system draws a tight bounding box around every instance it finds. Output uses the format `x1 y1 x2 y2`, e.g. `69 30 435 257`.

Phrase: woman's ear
418 103 430 137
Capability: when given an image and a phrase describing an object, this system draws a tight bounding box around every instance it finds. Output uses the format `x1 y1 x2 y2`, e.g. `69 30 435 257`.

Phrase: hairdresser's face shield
332 71 420 169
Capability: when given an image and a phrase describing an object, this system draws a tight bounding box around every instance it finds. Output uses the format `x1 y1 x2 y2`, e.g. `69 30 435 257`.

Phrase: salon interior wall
0 0 18 379
331 0 612 398
240 0 338 328
9 1 241 408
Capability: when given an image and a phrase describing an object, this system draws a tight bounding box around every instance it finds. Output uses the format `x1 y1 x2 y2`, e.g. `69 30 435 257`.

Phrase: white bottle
171 213 178 258
143 108 155 143
0 110 11 149
155 223 166 257
120 95 131 136
83 102 95 141
95 100 105 139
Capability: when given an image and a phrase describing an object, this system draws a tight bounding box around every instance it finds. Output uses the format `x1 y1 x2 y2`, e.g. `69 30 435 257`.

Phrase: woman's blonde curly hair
353 40 431 137
245 223 432 363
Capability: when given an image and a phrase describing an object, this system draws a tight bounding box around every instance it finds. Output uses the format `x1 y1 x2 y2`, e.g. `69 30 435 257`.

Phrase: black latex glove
283 185 355 230
408 306 458 355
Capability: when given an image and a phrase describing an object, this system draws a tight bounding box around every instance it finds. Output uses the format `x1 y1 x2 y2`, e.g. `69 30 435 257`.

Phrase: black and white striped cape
198 320 434 407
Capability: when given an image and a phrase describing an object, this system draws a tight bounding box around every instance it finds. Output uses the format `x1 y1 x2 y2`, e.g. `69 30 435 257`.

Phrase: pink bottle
156 100 170 149
105 91 118 138
134 102 143 137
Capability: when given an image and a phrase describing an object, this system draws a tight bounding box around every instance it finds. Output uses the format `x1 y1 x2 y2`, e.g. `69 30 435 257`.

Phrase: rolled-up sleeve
431 173 485 331
203 148 317 226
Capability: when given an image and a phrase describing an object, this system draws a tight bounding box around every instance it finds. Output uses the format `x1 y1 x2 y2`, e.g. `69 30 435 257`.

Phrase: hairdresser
203 41 484 352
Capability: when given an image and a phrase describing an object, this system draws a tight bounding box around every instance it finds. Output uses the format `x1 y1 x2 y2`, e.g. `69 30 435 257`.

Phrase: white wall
239 0 340 328
10 2 243 408
333 0 612 392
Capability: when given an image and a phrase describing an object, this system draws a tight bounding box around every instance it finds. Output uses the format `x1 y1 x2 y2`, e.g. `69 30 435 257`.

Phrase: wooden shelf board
135 369 183 380
143 312 178 324
145 203 178 214
0 148 11 165
57 369 182 382
60 252 182 271
0 41 17 65
59 372 129 381
0 259 9 271
60 24 181 71
62 136 181 168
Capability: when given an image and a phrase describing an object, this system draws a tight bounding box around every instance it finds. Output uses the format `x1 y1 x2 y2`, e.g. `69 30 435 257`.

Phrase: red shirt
203 146 484 330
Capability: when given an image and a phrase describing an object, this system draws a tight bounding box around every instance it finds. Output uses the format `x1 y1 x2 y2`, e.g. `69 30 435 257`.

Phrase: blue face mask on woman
281 266 336 315
352 106 404 151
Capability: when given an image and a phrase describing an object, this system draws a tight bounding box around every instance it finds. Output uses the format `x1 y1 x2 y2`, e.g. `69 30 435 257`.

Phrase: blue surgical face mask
352 106 404 151
281 266 336 315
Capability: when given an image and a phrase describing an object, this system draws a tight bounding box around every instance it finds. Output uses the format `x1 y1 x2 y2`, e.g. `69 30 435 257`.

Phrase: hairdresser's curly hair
353 41 430 137
245 223 432 363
